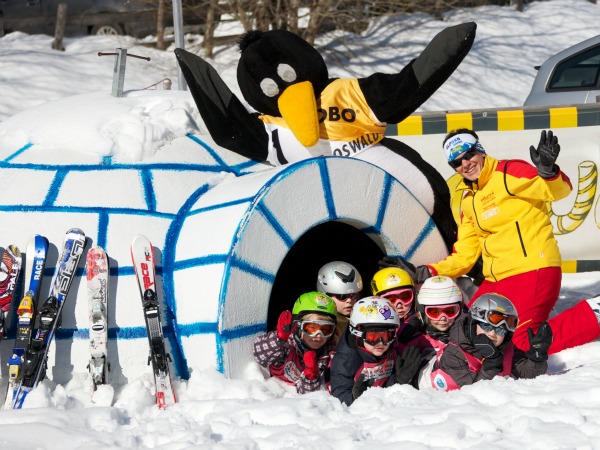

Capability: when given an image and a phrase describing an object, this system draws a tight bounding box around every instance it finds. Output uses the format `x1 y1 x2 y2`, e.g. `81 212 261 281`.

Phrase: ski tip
66 228 86 237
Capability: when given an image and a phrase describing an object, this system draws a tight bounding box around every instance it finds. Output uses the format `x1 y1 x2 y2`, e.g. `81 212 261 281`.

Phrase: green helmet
292 291 337 321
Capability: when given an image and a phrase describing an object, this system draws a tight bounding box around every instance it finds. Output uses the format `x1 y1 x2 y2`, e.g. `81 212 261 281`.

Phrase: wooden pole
52 3 67 51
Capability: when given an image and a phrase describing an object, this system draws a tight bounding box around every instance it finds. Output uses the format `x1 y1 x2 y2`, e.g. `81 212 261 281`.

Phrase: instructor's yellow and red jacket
429 155 572 282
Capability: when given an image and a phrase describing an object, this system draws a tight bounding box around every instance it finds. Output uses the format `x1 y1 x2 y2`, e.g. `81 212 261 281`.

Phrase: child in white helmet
316 261 363 342
400 276 465 388
253 292 338 394
329 296 423 405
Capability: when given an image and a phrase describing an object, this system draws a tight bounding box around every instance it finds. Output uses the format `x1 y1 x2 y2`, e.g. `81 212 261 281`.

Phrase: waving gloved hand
530 129 560 178
352 374 373 400
473 334 503 371
276 310 294 341
378 256 431 284
526 322 553 363
395 346 423 385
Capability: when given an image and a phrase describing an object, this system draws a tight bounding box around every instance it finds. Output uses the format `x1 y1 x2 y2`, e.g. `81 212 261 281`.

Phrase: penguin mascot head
174 23 478 252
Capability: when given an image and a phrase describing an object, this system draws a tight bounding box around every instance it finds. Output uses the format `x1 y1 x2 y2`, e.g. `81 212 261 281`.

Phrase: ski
130 235 176 409
11 228 85 409
86 246 109 395
3 236 47 409
0 245 22 340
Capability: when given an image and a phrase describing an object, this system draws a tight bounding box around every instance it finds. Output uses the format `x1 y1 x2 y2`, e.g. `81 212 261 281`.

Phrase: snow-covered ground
0 1 600 448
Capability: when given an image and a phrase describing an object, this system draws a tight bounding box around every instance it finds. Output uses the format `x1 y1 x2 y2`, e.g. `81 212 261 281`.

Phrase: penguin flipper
359 22 477 124
174 48 268 161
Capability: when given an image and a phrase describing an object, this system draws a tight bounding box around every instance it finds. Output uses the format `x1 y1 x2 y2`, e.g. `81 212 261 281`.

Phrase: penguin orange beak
277 81 320 147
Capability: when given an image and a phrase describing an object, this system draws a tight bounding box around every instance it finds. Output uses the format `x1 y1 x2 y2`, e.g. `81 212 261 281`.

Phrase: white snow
0 0 600 448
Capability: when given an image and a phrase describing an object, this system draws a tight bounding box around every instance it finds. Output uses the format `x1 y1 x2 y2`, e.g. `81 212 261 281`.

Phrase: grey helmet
316 261 363 295
470 293 519 333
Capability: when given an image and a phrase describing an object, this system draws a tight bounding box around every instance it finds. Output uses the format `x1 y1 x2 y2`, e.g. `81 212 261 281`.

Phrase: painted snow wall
0 92 448 383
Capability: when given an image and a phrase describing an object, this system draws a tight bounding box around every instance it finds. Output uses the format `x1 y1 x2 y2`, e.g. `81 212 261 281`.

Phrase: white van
524 34 600 107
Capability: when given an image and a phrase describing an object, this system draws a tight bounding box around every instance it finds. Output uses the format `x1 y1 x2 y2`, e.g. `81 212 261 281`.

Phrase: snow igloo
0 91 448 384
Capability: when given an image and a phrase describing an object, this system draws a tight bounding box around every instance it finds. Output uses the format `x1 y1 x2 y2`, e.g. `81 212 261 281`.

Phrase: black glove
529 129 560 178
526 322 553 363
397 314 424 344
473 334 503 371
378 256 431 284
395 346 423 385
352 374 373 400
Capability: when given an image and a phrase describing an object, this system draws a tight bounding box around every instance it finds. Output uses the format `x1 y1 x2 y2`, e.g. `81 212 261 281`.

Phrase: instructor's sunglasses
448 148 478 169
300 320 335 338
424 304 461 321
381 288 414 307
363 329 395 346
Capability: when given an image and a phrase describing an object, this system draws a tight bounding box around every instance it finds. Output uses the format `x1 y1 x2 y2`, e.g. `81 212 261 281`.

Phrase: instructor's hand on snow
395 346 423 385
526 322 553 363
379 256 431 284
530 129 560 178
473 334 503 371
276 310 294 341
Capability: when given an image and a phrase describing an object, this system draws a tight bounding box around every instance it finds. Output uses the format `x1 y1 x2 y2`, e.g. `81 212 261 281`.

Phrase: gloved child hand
526 322 553 363
473 334 503 371
352 374 372 400
276 310 294 341
395 346 423 385
303 350 319 380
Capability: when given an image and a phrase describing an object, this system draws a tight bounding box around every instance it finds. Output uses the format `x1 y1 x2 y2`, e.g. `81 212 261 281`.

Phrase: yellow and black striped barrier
386 104 600 136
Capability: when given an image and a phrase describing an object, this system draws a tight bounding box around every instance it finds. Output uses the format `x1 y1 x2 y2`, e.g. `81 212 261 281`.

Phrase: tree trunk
52 3 67 51
203 0 218 57
156 0 166 50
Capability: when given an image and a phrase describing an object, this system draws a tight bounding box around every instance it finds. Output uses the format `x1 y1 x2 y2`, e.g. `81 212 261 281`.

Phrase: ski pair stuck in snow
6 229 86 409
131 234 177 409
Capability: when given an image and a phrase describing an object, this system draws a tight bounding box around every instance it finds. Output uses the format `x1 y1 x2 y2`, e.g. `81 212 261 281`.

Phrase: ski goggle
300 320 336 338
328 293 359 301
381 288 414 307
472 309 518 332
478 321 509 337
363 329 395 346
424 304 461 321
448 148 478 169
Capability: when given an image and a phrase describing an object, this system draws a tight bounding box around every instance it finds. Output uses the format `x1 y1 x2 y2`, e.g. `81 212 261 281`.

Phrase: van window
548 45 600 90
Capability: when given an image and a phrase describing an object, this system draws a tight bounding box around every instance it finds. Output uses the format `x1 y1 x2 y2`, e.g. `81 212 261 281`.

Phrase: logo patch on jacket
433 373 448 391
361 359 394 381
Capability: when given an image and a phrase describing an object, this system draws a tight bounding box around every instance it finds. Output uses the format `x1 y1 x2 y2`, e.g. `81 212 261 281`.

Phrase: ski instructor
381 128 600 355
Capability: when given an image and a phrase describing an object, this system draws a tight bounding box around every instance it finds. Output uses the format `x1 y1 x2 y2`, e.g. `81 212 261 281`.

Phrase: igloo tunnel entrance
268 221 385 329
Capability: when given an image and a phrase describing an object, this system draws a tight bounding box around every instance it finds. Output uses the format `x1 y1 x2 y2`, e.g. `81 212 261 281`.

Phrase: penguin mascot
174 22 477 251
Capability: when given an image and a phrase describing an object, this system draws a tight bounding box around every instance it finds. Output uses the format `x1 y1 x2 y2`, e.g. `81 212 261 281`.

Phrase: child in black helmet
329 296 423 405
253 292 337 394
429 293 552 391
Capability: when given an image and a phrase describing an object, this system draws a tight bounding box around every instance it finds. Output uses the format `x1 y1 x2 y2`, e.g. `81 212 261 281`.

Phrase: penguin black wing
175 48 268 162
358 22 477 124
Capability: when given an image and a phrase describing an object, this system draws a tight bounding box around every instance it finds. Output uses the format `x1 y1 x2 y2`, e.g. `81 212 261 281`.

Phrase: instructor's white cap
443 133 485 163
